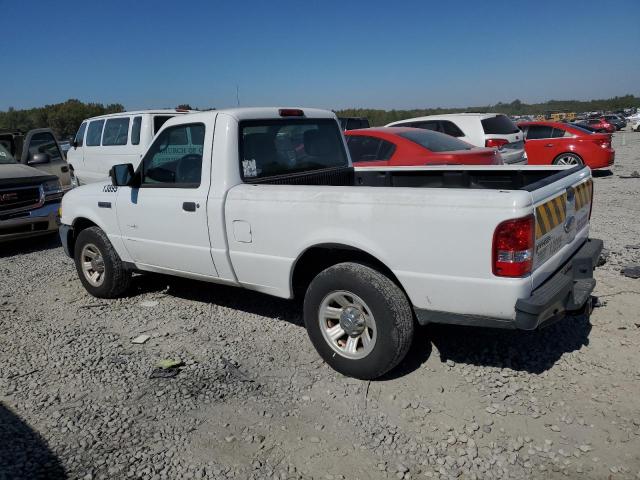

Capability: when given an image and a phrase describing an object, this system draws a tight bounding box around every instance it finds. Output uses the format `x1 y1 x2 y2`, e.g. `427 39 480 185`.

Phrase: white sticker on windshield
0 151 6 157
242 159 257 178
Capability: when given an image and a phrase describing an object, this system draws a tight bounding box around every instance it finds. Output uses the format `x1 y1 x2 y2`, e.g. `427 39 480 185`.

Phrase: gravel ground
1 129 639 480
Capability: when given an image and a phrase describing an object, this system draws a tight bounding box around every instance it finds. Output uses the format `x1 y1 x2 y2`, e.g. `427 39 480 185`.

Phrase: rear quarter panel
224 184 536 319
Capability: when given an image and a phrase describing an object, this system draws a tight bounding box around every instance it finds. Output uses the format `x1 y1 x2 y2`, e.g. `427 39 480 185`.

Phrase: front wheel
553 153 583 166
303 262 414 379
74 226 131 298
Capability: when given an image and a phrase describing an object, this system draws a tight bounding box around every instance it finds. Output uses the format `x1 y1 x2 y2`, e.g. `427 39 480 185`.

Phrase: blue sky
1 0 639 111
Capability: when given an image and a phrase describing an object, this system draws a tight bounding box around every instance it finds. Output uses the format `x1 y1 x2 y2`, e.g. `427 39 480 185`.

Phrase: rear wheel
74 226 131 298
303 262 414 379
553 153 583 166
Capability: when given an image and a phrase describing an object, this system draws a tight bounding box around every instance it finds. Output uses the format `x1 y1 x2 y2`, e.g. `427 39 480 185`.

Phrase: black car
603 114 626 130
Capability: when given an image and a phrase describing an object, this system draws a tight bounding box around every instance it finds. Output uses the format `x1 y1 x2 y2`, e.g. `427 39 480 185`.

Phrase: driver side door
116 121 218 278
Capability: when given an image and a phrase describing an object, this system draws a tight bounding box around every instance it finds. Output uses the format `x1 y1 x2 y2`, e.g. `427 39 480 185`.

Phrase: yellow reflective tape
544 202 559 228
552 196 565 223
537 205 551 234
536 221 543 239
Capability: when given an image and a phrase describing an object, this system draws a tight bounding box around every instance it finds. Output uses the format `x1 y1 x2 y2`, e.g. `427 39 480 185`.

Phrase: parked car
60 107 601 379
345 127 502 166
575 118 615 134
602 114 626 130
0 128 73 191
67 109 193 185
386 113 526 164
0 142 64 242
518 121 614 169
58 140 71 156
338 117 370 131
630 119 640 132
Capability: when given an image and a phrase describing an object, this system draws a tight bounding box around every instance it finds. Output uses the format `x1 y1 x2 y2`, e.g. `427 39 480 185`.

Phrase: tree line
1 95 638 137
0 99 124 139
335 95 640 126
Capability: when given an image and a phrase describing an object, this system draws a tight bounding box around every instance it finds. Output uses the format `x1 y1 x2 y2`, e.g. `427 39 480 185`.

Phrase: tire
74 226 131 298
303 262 414 379
553 153 583 166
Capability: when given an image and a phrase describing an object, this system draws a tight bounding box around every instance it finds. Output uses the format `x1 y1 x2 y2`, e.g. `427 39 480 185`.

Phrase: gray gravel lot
1 129 639 480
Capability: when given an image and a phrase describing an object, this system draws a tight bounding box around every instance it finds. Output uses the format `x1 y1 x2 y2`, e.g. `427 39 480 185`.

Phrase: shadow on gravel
425 313 592 374
0 403 66 479
592 169 613 178
128 274 304 326
0 234 61 259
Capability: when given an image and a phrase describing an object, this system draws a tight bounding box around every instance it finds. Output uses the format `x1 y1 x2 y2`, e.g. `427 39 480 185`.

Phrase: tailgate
531 171 593 281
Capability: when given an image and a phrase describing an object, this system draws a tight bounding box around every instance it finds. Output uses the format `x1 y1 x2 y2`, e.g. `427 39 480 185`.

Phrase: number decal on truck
103 185 118 193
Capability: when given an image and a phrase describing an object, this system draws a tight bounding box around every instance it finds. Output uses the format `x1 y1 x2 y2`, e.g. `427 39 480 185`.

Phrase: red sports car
517 121 614 169
345 127 502 167
581 118 616 134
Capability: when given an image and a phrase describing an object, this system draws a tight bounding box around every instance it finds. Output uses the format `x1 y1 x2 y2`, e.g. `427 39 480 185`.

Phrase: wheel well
291 244 404 299
68 218 98 254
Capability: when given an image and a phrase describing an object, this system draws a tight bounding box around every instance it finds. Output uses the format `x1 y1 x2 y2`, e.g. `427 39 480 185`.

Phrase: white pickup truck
59 108 602 379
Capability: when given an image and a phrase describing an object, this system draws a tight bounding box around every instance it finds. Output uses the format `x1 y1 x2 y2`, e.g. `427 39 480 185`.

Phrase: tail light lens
595 139 611 149
493 215 535 277
485 138 509 149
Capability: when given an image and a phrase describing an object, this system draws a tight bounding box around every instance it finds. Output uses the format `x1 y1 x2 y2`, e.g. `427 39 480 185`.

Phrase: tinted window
28 132 63 162
481 115 519 134
347 136 383 162
140 124 205 187
398 129 472 152
526 125 553 139
102 118 130 146
410 121 439 131
378 139 395 160
551 128 570 138
86 120 105 146
75 122 87 147
153 115 174 134
0 144 16 164
131 116 142 145
440 120 465 137
240 119 348 180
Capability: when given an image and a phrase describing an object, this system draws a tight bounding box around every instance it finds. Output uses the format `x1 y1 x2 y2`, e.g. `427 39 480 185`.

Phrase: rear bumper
0 201 60 243
414 238 603 330
514 238 603 329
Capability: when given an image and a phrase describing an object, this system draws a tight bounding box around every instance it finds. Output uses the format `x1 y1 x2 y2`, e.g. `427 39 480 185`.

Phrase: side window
551 128 569 138
526 125 553 140
75 122 87 147
440 121 465 137
86 120 105 146
378 140 396 160
153 115 174 134
411 121 439 132
131 116 142 145
347 136 382 162
102 118 130 146
28 132 62 162
140 123 205 187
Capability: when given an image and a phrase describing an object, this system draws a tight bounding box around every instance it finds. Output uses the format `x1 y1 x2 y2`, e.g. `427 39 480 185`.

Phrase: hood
0 163 57 187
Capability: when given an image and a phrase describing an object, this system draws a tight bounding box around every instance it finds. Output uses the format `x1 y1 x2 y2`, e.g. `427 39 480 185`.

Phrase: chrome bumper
0 201 60 242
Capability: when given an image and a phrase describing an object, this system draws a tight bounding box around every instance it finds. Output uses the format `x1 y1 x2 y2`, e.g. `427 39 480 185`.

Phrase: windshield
397 129 472 152
239 119 348 181
0 143 17 164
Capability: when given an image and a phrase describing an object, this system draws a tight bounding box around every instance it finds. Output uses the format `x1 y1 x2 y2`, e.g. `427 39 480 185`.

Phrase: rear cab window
481 115 519 135
153 115 175 134
239 119 348 181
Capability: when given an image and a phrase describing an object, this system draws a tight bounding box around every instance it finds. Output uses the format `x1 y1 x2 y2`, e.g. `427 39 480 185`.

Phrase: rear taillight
485 138 509 149
492 215 535 277
596 139 611 149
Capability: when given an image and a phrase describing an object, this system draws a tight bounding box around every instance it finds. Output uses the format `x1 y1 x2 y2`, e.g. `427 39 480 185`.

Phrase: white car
386 113 526 165
59 107 601 379
630 118 640 132
67 109 193 185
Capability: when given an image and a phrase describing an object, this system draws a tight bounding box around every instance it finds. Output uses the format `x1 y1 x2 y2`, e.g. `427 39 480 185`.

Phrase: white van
67 109 192 185
386 113 526 165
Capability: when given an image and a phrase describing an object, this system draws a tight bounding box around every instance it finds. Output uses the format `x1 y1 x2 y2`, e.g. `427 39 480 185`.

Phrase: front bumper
0 201 60 243
59 223 73 258
514 238 603 329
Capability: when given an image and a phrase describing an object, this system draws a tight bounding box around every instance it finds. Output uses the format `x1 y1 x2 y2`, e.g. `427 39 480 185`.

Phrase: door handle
544 144 554 147
182 202 197 212
61 166 69 172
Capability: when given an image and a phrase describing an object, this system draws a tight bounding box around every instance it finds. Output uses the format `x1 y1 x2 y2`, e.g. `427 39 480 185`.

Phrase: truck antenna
236 84 240 107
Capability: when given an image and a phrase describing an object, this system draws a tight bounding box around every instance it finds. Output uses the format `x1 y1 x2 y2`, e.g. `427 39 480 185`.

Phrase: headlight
42 179 63 195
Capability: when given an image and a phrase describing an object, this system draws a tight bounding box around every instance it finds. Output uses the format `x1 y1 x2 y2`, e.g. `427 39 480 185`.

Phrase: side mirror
72 139 79 149
110 163 136 187
29 152 50 165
